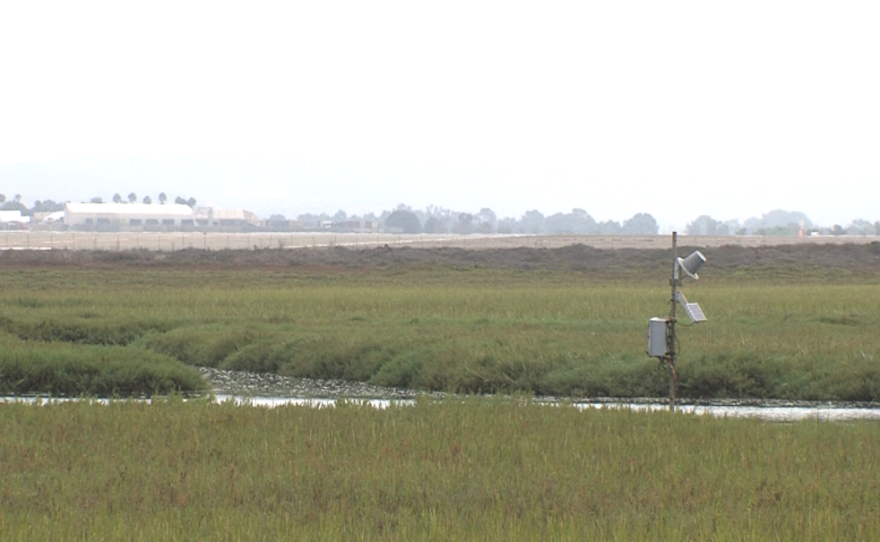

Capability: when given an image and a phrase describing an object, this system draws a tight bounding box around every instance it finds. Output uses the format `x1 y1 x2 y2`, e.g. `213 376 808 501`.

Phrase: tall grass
2 265 879 399
0 331 205 396
0 399 878 540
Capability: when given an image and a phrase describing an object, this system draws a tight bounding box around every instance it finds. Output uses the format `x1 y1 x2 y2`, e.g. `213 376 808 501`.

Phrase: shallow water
4 368 880 422
199 368 880 421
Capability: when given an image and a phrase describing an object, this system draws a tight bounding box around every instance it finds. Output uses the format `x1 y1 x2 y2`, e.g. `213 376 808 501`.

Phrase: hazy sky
2 1 878 232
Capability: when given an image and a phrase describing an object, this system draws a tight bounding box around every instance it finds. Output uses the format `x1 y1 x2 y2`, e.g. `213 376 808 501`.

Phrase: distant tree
723 219 742 234
175 196 187 205
13 194 21 203
544 212 575 233
520 210 545 234
269 214 287 221
848 219 874 236
143 195 152 204
621 213 658 235
128 193 137 204
31 199 64 213
90 197 104 204
113 193 123 204
597 220 622 234
186 197 197 208
332 209 348 222
384 209 422 233
0 194 5 204
158 192 167 205
832 224 846 236
496 217 517 234
743 210 812 235
475 208 497 233
686 215 729 236
2 199 28 214
453 213 474 234
572 209 598 233
875 221 880 236
423 216 448 234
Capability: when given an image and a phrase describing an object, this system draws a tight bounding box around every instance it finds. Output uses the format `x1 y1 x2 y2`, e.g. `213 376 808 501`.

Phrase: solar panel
683 302 707 323
674 291 707 323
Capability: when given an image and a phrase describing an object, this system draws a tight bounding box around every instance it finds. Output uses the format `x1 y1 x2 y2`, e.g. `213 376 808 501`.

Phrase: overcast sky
1 0 878 232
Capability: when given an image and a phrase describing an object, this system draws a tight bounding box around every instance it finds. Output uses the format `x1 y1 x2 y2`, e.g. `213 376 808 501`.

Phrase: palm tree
158 192 167 205
128 192 137 204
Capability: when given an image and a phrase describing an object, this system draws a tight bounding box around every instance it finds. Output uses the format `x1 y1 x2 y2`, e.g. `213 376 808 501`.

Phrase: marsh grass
1 259 879 399
0 331 205 396
0 399 878 541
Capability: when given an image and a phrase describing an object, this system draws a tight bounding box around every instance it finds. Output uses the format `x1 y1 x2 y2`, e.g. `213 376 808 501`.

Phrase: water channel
198 368 880 422
5 367 880 422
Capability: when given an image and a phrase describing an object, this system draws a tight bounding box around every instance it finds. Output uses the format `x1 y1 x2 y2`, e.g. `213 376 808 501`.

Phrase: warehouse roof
65 203 195 217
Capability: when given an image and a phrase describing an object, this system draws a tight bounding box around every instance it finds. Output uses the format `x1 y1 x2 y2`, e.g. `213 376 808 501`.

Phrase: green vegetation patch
0 337 205 396
2 246 880 399
0 399 878 541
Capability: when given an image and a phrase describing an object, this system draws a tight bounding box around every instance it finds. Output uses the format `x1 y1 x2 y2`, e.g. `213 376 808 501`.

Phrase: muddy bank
3 238 880 276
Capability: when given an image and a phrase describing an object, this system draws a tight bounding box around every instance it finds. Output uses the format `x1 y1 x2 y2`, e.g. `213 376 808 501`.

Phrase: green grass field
2 246 879 540
1 398 878 541
1 245 879 400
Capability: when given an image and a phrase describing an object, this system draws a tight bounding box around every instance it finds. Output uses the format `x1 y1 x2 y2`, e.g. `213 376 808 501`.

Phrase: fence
1 231 876 252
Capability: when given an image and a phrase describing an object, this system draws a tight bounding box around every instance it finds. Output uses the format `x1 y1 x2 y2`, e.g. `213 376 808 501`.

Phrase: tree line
0 192 198 216
291 205 661 235
3 190 877 236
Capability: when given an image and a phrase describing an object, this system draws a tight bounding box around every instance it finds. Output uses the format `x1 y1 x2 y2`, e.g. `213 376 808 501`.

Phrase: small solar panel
683 302 707 323
674 291 707 323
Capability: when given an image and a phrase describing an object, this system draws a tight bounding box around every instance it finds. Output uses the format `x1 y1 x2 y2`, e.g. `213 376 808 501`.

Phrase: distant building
65 203 195 231
194 208 261 228
0 210 30 229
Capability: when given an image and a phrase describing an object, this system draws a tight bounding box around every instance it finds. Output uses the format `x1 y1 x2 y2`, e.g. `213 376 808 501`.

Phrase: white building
65 203 195 230
0 210 30 228
194 208 261 228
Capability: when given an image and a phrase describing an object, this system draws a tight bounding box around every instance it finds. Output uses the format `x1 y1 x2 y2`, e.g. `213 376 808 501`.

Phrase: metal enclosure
647 318 669 357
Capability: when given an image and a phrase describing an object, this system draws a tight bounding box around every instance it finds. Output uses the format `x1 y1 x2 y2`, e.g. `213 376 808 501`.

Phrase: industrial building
193 208 262 229
63 203 263 231
65 203 195 231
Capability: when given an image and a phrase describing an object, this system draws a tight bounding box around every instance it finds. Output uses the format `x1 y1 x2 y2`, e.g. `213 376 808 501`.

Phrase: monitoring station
647 233 708 410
